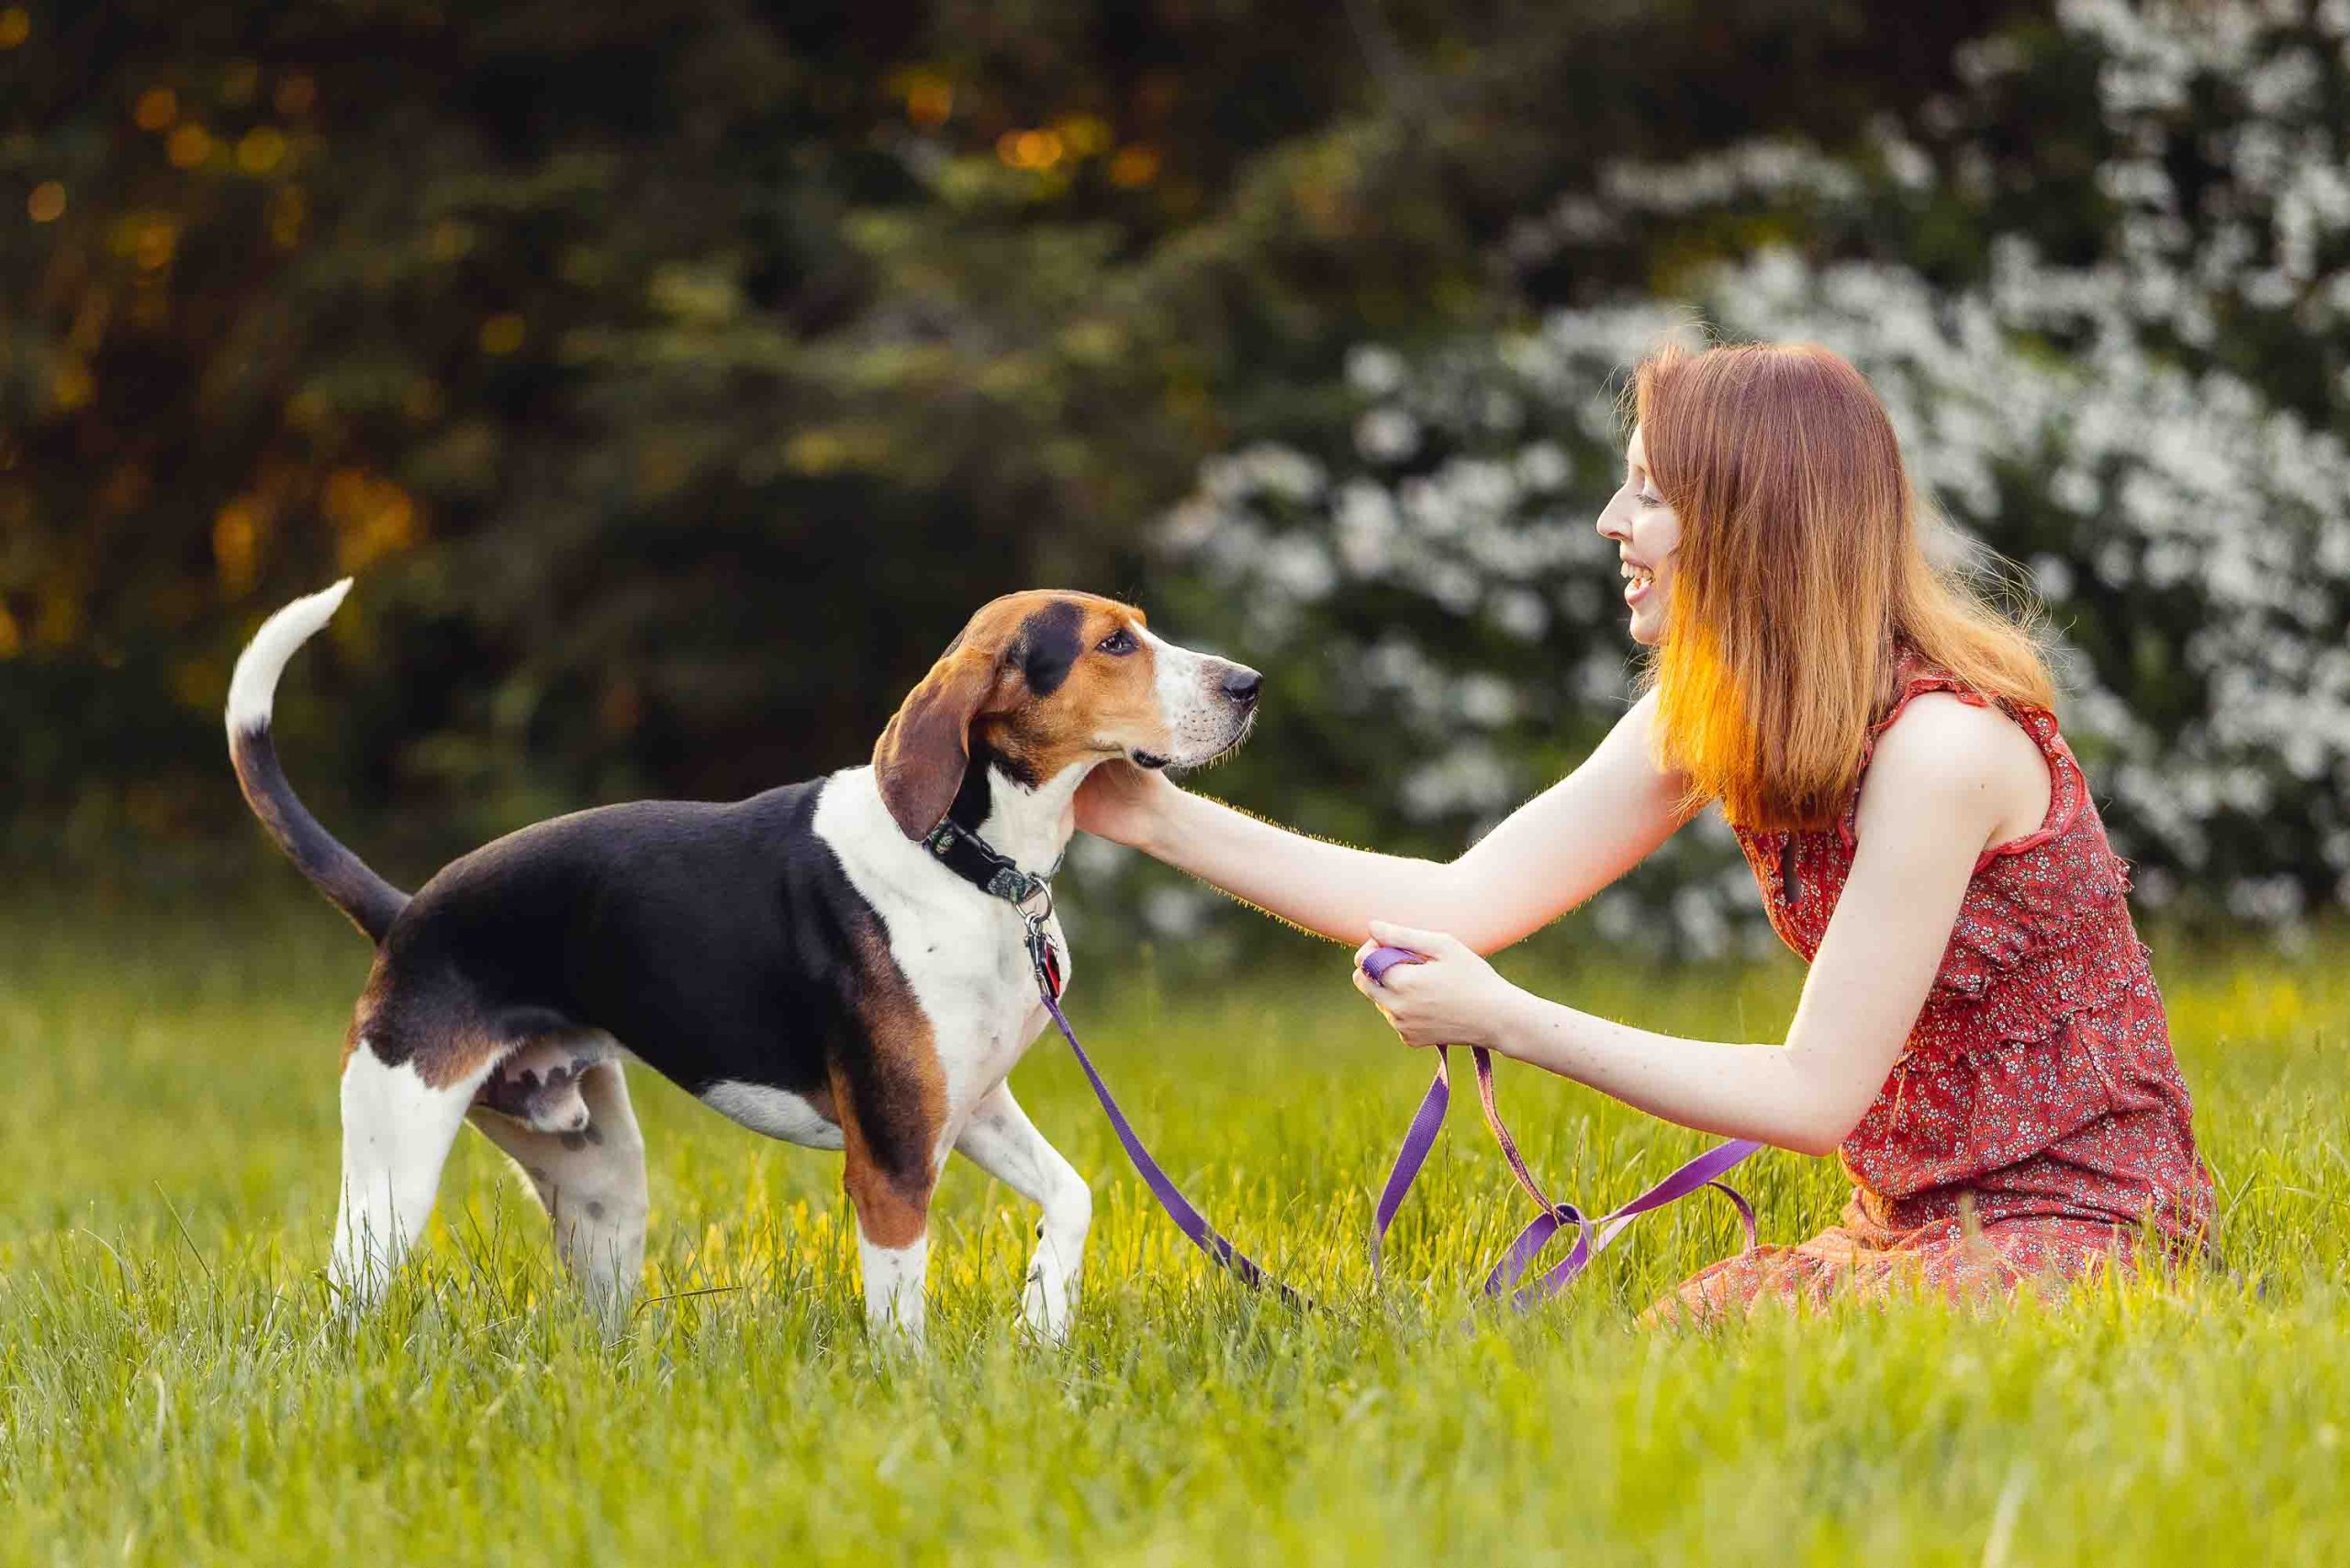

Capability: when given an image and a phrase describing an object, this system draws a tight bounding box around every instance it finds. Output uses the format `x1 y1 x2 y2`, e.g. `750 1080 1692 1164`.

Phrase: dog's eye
1096 628 1137 656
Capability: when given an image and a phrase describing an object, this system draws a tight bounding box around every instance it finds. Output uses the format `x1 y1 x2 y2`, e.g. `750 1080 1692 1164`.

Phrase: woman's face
1596 426 1682 647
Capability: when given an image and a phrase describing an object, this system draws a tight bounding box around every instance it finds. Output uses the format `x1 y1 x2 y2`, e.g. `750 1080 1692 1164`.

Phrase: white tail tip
226 579 354 736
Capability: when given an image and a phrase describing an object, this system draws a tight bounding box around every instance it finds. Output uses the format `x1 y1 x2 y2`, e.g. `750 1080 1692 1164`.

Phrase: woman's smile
1621 557 1657 605
1599 425 1680 644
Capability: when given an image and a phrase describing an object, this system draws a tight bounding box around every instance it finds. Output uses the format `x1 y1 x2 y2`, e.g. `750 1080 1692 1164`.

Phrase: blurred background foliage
3 1 2342 951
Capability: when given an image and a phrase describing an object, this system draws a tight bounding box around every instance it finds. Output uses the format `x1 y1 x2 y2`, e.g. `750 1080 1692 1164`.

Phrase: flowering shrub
1144 0 2350 953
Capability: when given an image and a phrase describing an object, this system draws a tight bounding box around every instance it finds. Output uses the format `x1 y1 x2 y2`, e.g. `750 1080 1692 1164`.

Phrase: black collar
925 746 1064 909
920 813 1061 908
922 751 1069 998
920 810 1069 999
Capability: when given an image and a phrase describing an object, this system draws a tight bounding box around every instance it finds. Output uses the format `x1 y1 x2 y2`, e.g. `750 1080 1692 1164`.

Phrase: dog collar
921 816 1062 906
921 816 1067 997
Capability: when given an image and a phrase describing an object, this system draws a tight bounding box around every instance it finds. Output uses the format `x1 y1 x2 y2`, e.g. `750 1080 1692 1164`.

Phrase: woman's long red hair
1634 342 2054 831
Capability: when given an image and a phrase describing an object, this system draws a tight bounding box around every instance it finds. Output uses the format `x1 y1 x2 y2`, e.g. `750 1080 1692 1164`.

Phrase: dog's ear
873 638 1008 840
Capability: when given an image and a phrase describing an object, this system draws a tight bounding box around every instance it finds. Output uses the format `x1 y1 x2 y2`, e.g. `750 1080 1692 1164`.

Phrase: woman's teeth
1621 563 1654 589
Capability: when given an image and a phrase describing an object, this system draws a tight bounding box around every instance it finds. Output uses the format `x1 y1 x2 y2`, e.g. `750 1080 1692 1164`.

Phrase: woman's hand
1348 921 1524 1050
1073 759 1178 850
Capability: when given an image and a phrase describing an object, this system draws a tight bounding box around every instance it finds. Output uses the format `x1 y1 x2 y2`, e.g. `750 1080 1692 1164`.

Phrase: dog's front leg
846 1177 930 1350
953 1082 1091 1344
835 1090 935 1351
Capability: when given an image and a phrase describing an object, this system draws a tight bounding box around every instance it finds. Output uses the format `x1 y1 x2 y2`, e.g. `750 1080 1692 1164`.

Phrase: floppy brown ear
873 644 1004 840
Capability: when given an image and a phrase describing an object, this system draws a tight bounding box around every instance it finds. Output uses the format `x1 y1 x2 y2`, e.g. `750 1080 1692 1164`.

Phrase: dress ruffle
1910 929 2149 1055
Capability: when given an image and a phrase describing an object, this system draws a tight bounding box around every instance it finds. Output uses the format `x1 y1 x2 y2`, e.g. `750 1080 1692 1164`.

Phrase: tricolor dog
227 582 1259 1347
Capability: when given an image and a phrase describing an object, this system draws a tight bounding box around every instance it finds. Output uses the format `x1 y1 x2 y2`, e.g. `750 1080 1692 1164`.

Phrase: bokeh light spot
133 217 177 269
166 124 213 169
212 501 262 596
1108 145 1160 188
904 73 952 127
1055 115 1111 158
478 313 527 355
996 129 1065 171
236 127 287 174
50 357 94 410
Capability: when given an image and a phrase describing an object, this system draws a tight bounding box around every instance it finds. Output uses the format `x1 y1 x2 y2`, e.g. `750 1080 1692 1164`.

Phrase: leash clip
1023 906 1065 999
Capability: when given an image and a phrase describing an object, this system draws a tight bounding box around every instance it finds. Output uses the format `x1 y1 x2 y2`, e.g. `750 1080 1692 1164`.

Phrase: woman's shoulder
1866 690 2036 794
1858 687 2053 850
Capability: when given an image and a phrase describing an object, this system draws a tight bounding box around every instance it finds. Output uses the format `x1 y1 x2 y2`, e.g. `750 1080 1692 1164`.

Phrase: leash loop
1470 1044 1553 1214
1360 945 1763 1308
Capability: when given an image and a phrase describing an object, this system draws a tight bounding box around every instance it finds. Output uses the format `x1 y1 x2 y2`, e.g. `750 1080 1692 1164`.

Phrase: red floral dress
1651 657 2216 1323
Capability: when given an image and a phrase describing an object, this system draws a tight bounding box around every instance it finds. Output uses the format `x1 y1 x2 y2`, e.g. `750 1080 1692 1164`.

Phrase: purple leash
1027 925 1760 1311
1038 983 1312 1309
1362 945 1762 1305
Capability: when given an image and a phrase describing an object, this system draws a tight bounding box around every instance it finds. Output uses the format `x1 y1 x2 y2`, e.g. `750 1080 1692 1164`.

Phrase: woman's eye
1097 628 1137 655
1636 489 1662 508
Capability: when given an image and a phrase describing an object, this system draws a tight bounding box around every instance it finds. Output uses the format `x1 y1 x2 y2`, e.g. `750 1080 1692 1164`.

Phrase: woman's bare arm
1081 689 1688 953
1352 697 2022 1153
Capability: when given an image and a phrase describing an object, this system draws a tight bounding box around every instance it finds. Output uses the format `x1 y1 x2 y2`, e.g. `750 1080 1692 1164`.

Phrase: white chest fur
811 766 1072 1135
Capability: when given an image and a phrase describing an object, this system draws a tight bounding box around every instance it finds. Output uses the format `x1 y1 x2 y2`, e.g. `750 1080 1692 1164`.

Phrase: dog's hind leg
468 1059 649 1319
331 1036 494 1312
952 1083 1091 1345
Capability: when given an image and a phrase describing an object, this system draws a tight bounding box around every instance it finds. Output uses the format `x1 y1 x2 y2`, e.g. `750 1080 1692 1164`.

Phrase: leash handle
1470 1046 1554 1213
1361 943 1762 1305
1365 945 1550 1217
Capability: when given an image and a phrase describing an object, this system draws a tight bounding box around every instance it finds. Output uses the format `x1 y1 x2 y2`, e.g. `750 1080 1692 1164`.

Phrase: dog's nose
1220 666 1263 705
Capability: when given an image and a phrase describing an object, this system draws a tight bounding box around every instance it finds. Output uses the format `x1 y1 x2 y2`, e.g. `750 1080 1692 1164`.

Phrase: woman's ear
873 642 1006 840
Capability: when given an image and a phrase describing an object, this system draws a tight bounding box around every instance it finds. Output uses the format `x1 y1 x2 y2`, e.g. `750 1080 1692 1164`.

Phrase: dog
227 581 1259 1346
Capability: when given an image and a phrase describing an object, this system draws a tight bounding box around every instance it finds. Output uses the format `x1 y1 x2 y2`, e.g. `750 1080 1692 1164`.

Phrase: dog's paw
1019 1269 1074 1347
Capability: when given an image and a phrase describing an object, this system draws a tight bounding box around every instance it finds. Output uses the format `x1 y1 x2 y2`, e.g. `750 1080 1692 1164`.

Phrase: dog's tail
225 579 409 944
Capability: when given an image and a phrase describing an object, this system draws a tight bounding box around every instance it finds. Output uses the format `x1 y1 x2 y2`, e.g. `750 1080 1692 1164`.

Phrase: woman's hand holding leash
1350 922 1523 1052
1354 925 1763 1301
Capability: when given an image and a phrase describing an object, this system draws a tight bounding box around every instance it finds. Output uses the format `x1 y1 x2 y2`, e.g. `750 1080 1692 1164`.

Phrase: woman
1075 342 2215 1322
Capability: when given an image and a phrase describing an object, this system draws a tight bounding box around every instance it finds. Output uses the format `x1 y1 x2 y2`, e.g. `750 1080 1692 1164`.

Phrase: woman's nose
1596 495 1629 543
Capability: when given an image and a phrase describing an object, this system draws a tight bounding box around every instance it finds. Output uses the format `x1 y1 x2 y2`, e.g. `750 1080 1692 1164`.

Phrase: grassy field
2 887 2344 1565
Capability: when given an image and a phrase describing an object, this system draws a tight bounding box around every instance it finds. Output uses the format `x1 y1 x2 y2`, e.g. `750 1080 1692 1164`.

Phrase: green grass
2 889 2344 1565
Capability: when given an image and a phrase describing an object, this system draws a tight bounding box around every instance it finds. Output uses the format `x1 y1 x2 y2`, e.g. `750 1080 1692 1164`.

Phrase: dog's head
872 591 1260 840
